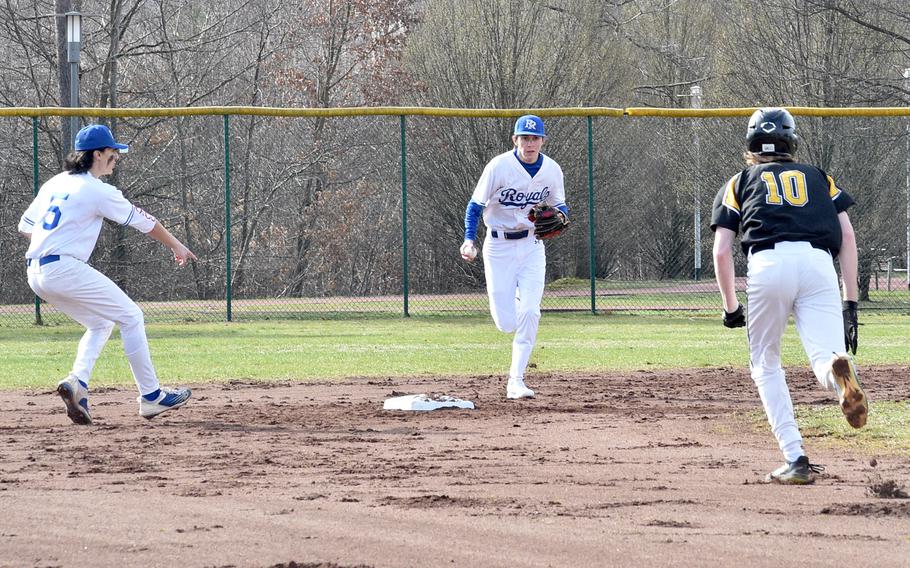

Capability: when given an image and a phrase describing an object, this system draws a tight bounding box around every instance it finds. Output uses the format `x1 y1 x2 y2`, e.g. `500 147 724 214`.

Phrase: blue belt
26 254 61 267
490 229 529 240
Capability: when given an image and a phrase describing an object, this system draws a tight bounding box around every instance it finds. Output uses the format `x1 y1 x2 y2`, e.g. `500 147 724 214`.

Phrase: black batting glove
723 304 746 328
843 300 858 354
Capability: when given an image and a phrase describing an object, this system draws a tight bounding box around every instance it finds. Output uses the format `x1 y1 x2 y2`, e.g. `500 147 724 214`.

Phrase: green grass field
2 311 907 387
3 312 908 452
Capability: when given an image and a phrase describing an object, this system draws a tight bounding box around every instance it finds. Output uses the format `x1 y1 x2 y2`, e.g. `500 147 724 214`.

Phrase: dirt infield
1 366 909 568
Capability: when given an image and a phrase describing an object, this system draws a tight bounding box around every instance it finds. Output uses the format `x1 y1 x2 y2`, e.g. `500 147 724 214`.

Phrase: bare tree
718 0 909 299
2 0 909 310
403 0 632 290
272 0 417 297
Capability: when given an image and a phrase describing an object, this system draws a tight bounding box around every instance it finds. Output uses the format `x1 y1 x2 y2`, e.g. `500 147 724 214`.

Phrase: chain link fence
2 107 909 326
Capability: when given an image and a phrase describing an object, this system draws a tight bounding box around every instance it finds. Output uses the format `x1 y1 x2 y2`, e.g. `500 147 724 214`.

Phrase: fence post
32 117 42 325
691 85 703 281
586 116 597 314
905 68 910 290
400 115 410 317
224 114 232 322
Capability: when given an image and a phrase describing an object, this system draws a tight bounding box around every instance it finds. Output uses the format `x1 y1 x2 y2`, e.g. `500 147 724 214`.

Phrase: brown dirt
1 366 909 568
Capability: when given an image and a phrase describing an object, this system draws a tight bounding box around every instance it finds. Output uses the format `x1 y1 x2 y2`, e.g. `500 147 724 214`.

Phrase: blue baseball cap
513 115 546 137
74 124 129 153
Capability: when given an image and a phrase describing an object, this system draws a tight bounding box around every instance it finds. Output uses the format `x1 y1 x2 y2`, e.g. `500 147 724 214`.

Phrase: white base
383 394 475 411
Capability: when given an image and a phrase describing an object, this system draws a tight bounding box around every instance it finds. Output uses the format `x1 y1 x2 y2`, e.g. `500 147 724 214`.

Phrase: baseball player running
711 108 868 484
460 115 569 399
18 124 196 424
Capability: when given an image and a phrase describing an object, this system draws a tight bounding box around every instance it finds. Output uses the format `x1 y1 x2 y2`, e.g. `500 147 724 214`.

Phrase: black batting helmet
746 107 798 155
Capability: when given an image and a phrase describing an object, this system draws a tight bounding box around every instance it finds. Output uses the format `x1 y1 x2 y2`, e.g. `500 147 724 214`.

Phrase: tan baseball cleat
831 355 868 429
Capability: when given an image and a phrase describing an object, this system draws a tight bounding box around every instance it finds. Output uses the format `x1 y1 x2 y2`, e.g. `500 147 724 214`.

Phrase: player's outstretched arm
148 221 197 266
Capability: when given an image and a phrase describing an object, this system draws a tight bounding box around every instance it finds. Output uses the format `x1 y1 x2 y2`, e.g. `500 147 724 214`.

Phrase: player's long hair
743 151 795 166
63 150 96 174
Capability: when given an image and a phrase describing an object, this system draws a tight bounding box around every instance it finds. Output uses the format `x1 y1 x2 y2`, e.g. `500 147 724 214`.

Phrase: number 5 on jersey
42 193 70 230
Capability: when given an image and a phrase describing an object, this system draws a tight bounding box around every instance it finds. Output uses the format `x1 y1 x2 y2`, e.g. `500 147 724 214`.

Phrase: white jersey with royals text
19 171 157 262
470 151 566 231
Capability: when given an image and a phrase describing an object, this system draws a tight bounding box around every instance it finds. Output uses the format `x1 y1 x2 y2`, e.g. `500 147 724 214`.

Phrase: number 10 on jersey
761 170 808 207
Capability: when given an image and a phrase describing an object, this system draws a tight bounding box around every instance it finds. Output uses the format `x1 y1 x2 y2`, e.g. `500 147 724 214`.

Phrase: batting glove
843 300 858 354
723 304 746 328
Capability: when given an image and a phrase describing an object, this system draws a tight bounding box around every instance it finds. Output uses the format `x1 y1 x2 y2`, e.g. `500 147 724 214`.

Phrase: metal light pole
904 68 910 290
691 84 703 280
66 11 81 151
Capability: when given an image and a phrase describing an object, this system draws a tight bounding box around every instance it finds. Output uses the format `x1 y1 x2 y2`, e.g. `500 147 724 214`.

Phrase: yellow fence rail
1 106 908 119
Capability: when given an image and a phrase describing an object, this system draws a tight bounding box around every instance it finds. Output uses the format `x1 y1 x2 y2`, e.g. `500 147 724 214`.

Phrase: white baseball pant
27 256 161 395
746 241 846 462
482 233 546 382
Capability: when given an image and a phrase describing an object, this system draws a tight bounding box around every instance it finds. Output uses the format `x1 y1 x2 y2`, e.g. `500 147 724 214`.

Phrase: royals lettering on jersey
19 171 158 262
470 150 567 232
710 161 854 256
499 187 551 208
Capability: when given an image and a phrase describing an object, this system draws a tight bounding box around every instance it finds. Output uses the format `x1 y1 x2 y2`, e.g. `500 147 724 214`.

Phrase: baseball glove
723 304 746 328
843 300 858 354
528 203 568 239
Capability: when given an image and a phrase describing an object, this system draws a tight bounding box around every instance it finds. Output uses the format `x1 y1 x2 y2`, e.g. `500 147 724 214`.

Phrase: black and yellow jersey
710 161 854 256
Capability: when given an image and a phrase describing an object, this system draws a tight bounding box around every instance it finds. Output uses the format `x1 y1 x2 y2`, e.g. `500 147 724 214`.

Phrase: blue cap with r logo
513 115 546 137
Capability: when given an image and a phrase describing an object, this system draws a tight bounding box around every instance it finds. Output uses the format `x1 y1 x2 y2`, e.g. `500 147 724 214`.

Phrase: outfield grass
1 312 907 389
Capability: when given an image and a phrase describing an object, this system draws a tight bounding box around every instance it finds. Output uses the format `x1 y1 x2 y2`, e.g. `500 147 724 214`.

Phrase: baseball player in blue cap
711 108 867 484
460 115 569 399
18 124 196 424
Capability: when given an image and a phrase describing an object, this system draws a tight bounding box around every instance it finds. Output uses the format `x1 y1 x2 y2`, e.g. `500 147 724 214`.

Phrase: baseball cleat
765 455 825 485
506 377 535 399
57 375 92 425
138 387 191 419
830 355 868 429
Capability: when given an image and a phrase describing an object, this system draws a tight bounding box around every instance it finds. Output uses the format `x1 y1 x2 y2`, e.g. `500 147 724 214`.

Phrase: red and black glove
528 204 568 239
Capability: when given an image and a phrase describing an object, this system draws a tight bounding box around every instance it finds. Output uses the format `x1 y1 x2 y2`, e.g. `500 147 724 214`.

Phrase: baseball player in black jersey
710 107 868 485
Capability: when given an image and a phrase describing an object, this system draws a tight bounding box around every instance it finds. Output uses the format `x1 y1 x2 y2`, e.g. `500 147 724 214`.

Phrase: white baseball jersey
19 171 157 261
21 170 163 396
470 150 566 230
